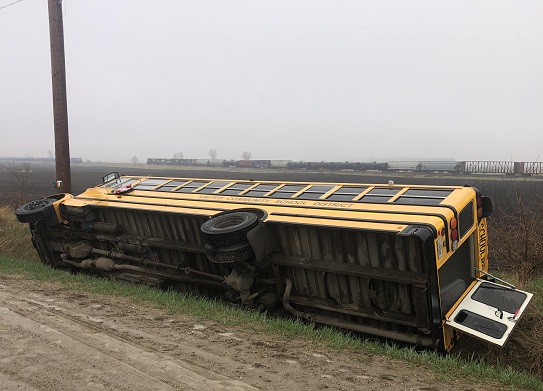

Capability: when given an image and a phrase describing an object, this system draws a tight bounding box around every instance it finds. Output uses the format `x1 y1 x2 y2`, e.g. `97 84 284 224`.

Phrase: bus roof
63 176 476 239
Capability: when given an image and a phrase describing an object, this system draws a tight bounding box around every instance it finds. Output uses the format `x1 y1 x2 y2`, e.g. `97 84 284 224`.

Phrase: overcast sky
1 1 542 163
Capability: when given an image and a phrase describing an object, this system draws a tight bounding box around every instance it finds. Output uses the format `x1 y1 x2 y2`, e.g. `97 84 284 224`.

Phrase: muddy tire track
0 276 507 391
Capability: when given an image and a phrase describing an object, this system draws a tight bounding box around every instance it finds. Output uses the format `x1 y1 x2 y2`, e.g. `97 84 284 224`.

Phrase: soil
0 274 504 391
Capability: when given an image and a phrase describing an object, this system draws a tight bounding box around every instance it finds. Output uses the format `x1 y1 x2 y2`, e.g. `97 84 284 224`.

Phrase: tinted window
218 183 254 195
327 194 358 202
459 201 474 237
175 181 210 193
207 181 230 189
394 189 451 205
297 192 328 200
395 197 443 206
306 185 335 192
137 179 169 187
268 185 306 198
220 189 246 196
471 283 527 314
358 195 391 204
269 192 296 198
279 185 306 193
135 179 171 190
326 186 367 201
198 188 221 194
156 180 191 192
196 181 230 194
244 191 269 197
335 186 367 195
251 184 279 192
453 310 507 339
403 189 452 198
366 188 400 196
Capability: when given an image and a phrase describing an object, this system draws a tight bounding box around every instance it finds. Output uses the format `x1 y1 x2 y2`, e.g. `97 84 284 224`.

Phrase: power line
0 0 24 11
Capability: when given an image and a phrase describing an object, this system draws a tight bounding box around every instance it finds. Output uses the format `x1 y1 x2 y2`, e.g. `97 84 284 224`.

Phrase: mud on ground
0 274 505 391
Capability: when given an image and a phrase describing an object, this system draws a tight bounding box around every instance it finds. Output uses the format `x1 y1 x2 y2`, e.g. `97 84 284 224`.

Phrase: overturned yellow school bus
16 173 532 352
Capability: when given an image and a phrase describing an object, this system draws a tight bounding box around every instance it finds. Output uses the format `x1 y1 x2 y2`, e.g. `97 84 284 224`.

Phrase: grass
0 256 541 390
1 206 543 390
0 206 40 261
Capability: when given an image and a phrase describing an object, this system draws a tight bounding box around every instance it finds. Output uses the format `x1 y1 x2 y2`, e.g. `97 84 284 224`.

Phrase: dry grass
458 182 543 379
453 274 543 380
0 206 39 262
504 280 543 376
488 180 543 281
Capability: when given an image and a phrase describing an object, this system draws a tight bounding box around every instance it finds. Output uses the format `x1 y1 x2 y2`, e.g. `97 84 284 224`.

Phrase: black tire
201 211 259 248
15 198 57 224
205 242 255 264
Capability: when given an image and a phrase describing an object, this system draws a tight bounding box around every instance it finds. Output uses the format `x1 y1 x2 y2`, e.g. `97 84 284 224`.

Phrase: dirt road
0 275 503 391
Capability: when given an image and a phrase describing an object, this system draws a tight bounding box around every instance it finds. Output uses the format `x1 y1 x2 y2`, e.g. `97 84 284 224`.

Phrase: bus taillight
450 218 459 249
451 229 458 241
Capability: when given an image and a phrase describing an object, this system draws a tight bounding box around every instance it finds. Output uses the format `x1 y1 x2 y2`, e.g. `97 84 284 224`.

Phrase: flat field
1 161 542 210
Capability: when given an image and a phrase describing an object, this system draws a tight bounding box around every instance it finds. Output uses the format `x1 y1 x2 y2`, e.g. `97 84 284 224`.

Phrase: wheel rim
214 215 248 229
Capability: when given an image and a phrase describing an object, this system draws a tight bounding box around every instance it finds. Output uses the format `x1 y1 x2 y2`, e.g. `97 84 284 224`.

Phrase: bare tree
46 150 54 159
173 152 184 159
209 149 218 160
131 156 139 165
0 160 34 206
241 151 252 160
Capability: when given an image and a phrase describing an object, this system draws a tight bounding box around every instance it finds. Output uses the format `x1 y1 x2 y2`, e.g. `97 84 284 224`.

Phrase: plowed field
1 161 542 210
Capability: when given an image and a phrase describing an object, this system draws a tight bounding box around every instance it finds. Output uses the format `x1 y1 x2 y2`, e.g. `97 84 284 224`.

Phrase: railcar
514 162 543 176
388 161 421 171
418 161 459 172
459 161 515 175
269 160 292 168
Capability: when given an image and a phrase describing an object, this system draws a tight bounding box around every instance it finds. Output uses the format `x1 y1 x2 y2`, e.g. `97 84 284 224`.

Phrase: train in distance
146 158 543 176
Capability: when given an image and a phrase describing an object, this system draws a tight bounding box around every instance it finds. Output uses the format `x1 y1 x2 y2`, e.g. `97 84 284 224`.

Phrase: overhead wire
0 0 24 11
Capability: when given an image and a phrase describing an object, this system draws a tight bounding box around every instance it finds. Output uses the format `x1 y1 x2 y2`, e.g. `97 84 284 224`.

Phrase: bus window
459 200 474 238
439 234 474 317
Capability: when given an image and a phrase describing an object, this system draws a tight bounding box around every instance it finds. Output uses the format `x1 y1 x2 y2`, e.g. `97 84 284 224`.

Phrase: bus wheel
15 198 57 224
204 242 255 263
200 211 259 248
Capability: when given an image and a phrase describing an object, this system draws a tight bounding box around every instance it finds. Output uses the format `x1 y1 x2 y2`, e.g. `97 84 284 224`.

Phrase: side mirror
481 196 493 218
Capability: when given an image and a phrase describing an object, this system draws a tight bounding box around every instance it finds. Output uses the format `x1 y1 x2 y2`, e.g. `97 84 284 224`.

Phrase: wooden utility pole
47 0 71 193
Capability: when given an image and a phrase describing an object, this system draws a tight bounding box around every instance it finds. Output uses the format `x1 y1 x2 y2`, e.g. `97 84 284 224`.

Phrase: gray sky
1 0 542 163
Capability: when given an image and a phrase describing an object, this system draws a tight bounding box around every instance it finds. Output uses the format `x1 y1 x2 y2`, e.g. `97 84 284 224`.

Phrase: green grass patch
0 256 541 390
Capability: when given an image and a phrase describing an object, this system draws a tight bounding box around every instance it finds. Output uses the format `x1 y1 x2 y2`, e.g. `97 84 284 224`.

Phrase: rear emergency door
445 279 532 346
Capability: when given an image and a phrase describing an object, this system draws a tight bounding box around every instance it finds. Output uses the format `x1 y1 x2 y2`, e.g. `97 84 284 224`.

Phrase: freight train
147 158 543 176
